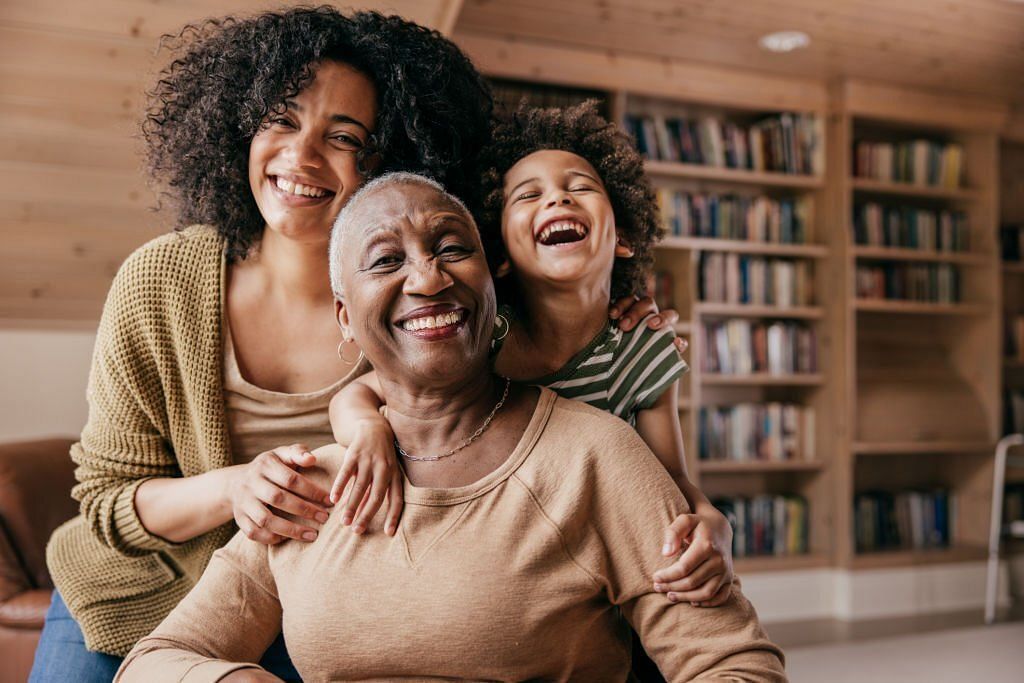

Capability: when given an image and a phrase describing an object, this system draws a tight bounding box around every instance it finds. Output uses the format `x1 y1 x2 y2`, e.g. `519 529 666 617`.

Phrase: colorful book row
701 320 817 376
656 191 809 244
854 139 963 189
698 253 813 307
713 495 810 558
627 113 819 175
855 489 955 553
855 263 960 303
853 203 969 252
698 403 815 462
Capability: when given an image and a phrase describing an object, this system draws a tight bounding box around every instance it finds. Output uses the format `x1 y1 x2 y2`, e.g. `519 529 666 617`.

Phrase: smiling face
248 60 378 247
335 180 496 386
500 149 632 294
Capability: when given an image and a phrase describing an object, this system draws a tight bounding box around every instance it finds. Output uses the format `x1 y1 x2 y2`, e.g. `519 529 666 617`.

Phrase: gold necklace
394 377 512 462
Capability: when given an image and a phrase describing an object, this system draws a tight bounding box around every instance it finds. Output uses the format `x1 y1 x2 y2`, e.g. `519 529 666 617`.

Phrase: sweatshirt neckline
402 387 557 507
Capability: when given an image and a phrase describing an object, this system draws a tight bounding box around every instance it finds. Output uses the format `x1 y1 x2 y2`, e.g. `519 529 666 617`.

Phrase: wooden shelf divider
695 303 824 319
850 176 981 201
698 460 823 473
658 236 828 259
644 160 824 189
852 245 990 266
853 299 989 316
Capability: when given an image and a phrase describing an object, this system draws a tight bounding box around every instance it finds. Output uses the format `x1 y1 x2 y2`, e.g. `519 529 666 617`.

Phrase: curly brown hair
143 5 493 260
478 100 661 300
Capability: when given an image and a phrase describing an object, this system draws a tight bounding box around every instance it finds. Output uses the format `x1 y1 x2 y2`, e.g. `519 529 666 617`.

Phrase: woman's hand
652 507 735 607
330 416 404 536
225 443 333 545
609 296 687 356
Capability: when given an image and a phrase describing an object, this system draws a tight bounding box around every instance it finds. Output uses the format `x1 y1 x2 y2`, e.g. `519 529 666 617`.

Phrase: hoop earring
337 338 364 366
492 313 510 342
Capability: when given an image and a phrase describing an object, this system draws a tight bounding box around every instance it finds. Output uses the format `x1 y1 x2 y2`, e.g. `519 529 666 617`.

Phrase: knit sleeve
70 249 186 556
575 420 786 681
115 532 281 682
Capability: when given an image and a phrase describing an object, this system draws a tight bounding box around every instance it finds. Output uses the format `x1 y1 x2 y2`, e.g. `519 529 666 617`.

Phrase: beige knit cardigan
46 226 364 656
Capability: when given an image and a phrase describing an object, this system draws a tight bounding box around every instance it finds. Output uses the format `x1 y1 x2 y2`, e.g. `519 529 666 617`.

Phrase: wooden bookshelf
853 300 989 316
694 303 824 319
851 545 989 570
644 160 824 189
659 236 828 259
852 245 990 266
827 80 1004 568
852 441 995 456
1004 262 1024 274
735 554 830 574
850 176 982 201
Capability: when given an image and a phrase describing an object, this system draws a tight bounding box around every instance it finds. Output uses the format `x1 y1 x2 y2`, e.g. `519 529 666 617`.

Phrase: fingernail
303 531 317 541
651 316 662 327
325 495 335 505
609 308 620 319
353 525 365 535
691 602 700 607
662 543 673 555
654 583 664 591
342 515 352 526
667 593 677 602
315 512 329 523
386 523 396 536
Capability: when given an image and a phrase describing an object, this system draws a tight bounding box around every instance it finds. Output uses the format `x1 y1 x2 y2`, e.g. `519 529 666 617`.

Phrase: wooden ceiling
454 0 1024 106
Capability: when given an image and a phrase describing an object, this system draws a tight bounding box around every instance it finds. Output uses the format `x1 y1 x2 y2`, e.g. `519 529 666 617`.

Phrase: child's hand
652 508 735 607
608 296 686 355
330 416 404 537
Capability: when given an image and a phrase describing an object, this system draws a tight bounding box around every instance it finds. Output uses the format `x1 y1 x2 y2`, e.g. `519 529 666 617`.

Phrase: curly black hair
478 100 661 300
143 5 493 259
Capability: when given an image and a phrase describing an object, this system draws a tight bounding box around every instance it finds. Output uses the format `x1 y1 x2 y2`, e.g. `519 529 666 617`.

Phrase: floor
783 621 1024 682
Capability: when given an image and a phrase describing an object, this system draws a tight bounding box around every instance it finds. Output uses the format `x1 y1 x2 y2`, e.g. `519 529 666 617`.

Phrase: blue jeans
30 590 301 682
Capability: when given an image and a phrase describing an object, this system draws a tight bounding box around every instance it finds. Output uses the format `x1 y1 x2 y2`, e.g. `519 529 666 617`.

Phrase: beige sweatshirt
117 389 785 682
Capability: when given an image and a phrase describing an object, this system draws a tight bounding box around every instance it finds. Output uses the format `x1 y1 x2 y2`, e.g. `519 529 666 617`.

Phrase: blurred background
1 1 1024 681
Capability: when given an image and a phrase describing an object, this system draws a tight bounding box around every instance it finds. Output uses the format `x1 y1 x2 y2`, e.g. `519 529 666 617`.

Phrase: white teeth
538 220 587 243
274 176 328 198
402 311 463 331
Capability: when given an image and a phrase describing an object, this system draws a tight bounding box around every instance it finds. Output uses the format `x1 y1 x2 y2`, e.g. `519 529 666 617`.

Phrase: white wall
0 328 96 441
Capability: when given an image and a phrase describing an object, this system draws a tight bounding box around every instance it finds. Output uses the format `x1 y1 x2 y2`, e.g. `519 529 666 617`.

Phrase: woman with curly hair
30 7 495 681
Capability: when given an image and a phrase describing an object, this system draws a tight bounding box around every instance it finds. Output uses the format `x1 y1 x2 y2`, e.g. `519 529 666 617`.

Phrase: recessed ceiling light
759 31 811 53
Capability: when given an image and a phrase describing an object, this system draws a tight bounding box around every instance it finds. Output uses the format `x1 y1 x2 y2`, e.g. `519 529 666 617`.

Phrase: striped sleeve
608 315 689 420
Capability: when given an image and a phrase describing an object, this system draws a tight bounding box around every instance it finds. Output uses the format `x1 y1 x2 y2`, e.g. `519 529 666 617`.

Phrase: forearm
676 474 713 514
330 381 385 445
135 467 237 543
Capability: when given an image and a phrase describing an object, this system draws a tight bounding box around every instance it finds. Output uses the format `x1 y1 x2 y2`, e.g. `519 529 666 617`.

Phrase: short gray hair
328 172 472 299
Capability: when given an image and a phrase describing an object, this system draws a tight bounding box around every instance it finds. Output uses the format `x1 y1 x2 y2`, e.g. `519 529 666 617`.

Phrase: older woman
32 8 493 681
115 173 785 683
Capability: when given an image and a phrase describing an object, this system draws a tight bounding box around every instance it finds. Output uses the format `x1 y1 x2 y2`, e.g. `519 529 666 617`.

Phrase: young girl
330 101 734 608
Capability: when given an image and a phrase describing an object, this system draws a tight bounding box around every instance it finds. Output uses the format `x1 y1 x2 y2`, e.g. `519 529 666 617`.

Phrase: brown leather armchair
0 438 77 683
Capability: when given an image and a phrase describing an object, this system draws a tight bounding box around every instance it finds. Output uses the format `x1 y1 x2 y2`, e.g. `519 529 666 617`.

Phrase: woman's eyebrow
283 100 371 133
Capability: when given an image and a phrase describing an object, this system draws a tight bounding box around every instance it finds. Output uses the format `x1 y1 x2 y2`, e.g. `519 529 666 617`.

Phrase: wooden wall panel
0 0 464 327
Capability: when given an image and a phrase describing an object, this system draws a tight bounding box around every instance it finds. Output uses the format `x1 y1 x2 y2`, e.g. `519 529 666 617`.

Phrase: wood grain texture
0 0 466 326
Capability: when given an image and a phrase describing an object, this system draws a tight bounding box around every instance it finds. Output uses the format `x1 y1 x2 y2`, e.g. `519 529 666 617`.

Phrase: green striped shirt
495 307 689 425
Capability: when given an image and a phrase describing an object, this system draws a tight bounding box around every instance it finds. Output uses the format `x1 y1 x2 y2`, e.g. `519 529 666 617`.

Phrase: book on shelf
854 139 963 189
698 403 815 462
626 112 819 175
1001 225 1024 263
855 263 960 303
854 489 955 553
714 495 809 558
701 320 817 375
853 203 969 252
656 190 809 243
1006 315 1024 363
698 253 813 307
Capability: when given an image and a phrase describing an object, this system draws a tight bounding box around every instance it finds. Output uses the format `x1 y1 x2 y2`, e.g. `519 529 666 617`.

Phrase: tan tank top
222 323 361 464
